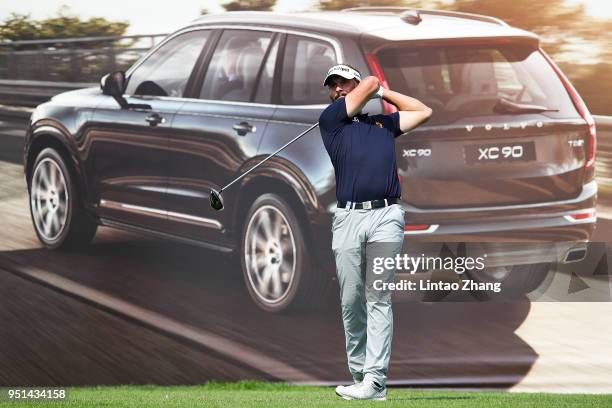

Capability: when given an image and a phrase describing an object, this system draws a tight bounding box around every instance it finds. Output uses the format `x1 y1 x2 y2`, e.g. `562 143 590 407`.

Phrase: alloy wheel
244 205 297 305
31 158 69 241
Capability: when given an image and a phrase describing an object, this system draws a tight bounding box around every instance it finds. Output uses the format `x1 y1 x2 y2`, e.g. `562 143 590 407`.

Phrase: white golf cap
323 64 362 86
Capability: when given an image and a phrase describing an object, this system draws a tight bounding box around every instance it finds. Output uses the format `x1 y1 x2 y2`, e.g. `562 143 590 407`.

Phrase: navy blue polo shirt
319 97 403 203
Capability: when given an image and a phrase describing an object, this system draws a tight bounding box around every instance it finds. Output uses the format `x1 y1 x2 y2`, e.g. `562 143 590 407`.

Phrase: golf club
209 122 320 211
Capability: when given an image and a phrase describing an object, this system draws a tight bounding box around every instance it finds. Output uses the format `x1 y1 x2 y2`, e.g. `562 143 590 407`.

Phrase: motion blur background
1 0 611 114
1 0 612 394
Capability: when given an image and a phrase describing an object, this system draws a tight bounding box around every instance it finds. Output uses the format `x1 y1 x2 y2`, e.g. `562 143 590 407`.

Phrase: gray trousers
331 203 405 387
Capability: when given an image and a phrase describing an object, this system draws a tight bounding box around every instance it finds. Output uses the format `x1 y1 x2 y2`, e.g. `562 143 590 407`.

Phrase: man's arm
382 88 433 133
344 76 380 118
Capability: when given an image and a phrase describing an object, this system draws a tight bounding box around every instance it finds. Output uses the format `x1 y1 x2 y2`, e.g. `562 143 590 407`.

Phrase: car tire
240 193 325 313
28 147 97 250
464 262 552 301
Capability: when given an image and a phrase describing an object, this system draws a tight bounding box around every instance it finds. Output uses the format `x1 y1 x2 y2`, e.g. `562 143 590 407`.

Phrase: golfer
319 64 432 401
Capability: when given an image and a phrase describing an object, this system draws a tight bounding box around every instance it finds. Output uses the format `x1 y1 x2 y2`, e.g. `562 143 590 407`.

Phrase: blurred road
1 115 611 392
0 268 268 386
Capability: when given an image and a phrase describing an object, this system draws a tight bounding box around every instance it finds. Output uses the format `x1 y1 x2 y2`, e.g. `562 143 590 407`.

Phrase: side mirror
101 71 125 96
100 71 128 109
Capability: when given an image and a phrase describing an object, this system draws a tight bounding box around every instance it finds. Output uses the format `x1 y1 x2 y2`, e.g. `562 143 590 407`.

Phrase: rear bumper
399 241 587 270
402 180 597 242
313 180 597 273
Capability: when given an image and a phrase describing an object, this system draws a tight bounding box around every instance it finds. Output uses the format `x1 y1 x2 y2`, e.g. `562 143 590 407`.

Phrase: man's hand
382 88 433 133
369 85 385 99
344 76 380 118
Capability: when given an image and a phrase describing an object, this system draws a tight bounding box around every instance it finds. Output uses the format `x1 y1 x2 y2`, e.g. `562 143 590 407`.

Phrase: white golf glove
370 85 385 99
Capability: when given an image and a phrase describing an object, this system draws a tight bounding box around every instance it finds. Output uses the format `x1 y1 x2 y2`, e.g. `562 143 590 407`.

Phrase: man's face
327 76 359 102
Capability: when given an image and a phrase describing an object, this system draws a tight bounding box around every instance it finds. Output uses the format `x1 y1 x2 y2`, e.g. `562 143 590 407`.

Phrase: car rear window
376 42 579 125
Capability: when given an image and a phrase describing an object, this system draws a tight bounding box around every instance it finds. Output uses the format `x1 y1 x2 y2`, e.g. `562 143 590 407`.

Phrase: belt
337 197 400 210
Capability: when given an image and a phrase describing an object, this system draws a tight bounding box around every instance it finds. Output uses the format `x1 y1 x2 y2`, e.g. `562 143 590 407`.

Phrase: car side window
125 30 210 98
281 35 336 105
199 30 273 102
253 36 279 104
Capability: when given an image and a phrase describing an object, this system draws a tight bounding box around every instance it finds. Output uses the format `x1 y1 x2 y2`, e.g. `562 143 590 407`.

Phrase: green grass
1 381 611 407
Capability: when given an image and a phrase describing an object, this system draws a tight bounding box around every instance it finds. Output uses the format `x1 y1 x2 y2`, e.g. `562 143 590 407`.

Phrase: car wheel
240 193 324 313
29 147 97 250
464 263 552 301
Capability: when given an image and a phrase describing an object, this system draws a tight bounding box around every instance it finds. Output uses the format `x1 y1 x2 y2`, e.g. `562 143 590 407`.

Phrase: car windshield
376 42 578 125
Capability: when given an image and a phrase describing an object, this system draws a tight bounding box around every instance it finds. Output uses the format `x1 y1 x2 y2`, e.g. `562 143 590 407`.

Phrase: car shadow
0 228 553 388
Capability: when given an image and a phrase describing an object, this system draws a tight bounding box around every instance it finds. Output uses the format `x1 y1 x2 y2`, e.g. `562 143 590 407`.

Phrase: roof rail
341 6 508 27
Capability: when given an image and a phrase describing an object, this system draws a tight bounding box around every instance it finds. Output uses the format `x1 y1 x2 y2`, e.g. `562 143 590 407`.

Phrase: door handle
145 113 165 126
232 121 256 136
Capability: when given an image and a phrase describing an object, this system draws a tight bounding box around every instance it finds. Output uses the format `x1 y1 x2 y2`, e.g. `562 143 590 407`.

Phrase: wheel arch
230 158 321 250
231 164 333 312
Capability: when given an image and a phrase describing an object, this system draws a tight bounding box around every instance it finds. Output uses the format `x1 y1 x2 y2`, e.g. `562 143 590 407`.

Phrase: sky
0 0 610 35
0 0 316 35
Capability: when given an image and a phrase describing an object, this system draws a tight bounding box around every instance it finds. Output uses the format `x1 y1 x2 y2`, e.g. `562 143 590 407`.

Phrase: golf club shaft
219 122 320 193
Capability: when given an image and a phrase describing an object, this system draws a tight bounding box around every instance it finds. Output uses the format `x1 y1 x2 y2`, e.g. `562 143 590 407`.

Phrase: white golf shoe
334 379 360 398
335 379 387 401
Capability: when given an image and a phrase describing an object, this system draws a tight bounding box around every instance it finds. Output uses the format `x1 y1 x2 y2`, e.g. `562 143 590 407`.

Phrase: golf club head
209 188 224 211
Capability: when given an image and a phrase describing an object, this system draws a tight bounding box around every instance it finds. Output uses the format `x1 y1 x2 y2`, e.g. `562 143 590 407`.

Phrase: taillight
540 48 596 169
365 53 397 114
564 209 596 223
569 212 593 221
404 224 431 231
404 224 440 234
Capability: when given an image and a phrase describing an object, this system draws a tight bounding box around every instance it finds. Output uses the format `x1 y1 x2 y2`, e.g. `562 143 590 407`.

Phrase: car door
87 30 212 231
166 28 278 245
261 33 339 211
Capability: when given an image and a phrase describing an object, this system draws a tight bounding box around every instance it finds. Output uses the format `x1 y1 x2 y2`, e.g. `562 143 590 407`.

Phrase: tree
0 13 38 42
446 1 612 114
222 0 276 11
446 0 607 57
314 0 612 115
316 0 607 60
318 0 446 11
568 62 612 115
0 6 132 82
0 6 129 47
